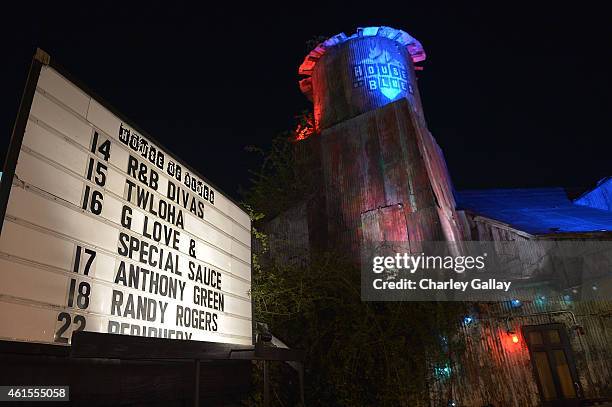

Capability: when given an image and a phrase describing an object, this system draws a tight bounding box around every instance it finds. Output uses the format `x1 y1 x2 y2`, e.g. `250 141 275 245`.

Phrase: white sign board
0 63 252 346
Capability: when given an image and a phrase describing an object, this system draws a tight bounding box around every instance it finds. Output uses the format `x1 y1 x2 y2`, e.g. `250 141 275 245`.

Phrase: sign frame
0 48 255 347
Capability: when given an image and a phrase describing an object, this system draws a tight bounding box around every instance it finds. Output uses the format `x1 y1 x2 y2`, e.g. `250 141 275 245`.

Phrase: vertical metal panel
318 98 459 259
0 50 44 235
264 202 311 268
361 204 409 244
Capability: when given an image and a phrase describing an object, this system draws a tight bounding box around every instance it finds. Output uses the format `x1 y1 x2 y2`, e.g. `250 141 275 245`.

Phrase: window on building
523 324 580 405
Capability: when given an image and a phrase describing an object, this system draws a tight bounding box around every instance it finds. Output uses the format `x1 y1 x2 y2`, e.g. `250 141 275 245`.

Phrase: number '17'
73 245 96 275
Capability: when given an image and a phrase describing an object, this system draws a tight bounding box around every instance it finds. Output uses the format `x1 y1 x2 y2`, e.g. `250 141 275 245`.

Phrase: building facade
265 26 612 406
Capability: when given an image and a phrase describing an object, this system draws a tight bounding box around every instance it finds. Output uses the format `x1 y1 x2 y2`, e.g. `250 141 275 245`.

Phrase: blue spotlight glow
434 363 452 379
510 299 522 308
535 295 547 306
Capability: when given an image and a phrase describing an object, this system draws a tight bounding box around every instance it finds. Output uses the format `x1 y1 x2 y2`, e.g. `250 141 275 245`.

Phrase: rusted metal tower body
298 26 463 257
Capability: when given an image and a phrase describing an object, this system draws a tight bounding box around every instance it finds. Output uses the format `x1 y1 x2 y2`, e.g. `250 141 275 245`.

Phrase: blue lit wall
350 44 413 102
345 36 416 110
457 188 612 234
574 177 612 212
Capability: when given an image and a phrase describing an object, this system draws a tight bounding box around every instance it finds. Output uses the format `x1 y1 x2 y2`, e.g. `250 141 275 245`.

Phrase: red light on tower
511 334 520 344
292 111 317 142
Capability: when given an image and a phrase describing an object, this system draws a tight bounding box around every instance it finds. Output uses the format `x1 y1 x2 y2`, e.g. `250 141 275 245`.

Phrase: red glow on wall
499 330 524 353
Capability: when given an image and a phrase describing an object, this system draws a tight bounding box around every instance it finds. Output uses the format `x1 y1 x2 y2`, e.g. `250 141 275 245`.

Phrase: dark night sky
2 3 611 200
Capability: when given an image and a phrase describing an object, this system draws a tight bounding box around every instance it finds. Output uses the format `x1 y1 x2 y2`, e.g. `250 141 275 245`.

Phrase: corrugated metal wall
575 178 612 211
317 98 460 259
433 300 612 406
440 214 612 406
309 35 422 130
264 202 311 268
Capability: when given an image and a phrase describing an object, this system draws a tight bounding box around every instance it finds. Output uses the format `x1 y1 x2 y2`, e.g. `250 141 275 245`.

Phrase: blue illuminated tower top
299 26 426 130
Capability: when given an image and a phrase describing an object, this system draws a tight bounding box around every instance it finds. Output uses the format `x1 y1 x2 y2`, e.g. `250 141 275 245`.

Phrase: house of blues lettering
119 124 215 204
352 59 413 100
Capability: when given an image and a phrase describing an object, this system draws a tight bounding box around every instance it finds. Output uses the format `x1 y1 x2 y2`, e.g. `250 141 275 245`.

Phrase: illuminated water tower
298 26 463 256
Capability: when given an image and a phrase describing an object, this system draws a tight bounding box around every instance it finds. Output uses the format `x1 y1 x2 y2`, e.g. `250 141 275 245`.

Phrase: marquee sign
0 52 253 346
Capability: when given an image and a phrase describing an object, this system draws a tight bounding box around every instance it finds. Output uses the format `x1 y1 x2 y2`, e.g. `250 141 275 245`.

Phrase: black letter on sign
54 313 86 344
82 185 103 215
189 239 196 258
121 205 133 229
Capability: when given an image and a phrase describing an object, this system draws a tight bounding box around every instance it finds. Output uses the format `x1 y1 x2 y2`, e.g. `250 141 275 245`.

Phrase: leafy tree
242 117 465 406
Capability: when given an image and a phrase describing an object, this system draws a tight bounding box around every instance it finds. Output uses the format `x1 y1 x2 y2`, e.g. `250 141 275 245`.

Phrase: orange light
292 112 317 142
511 334 519 344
